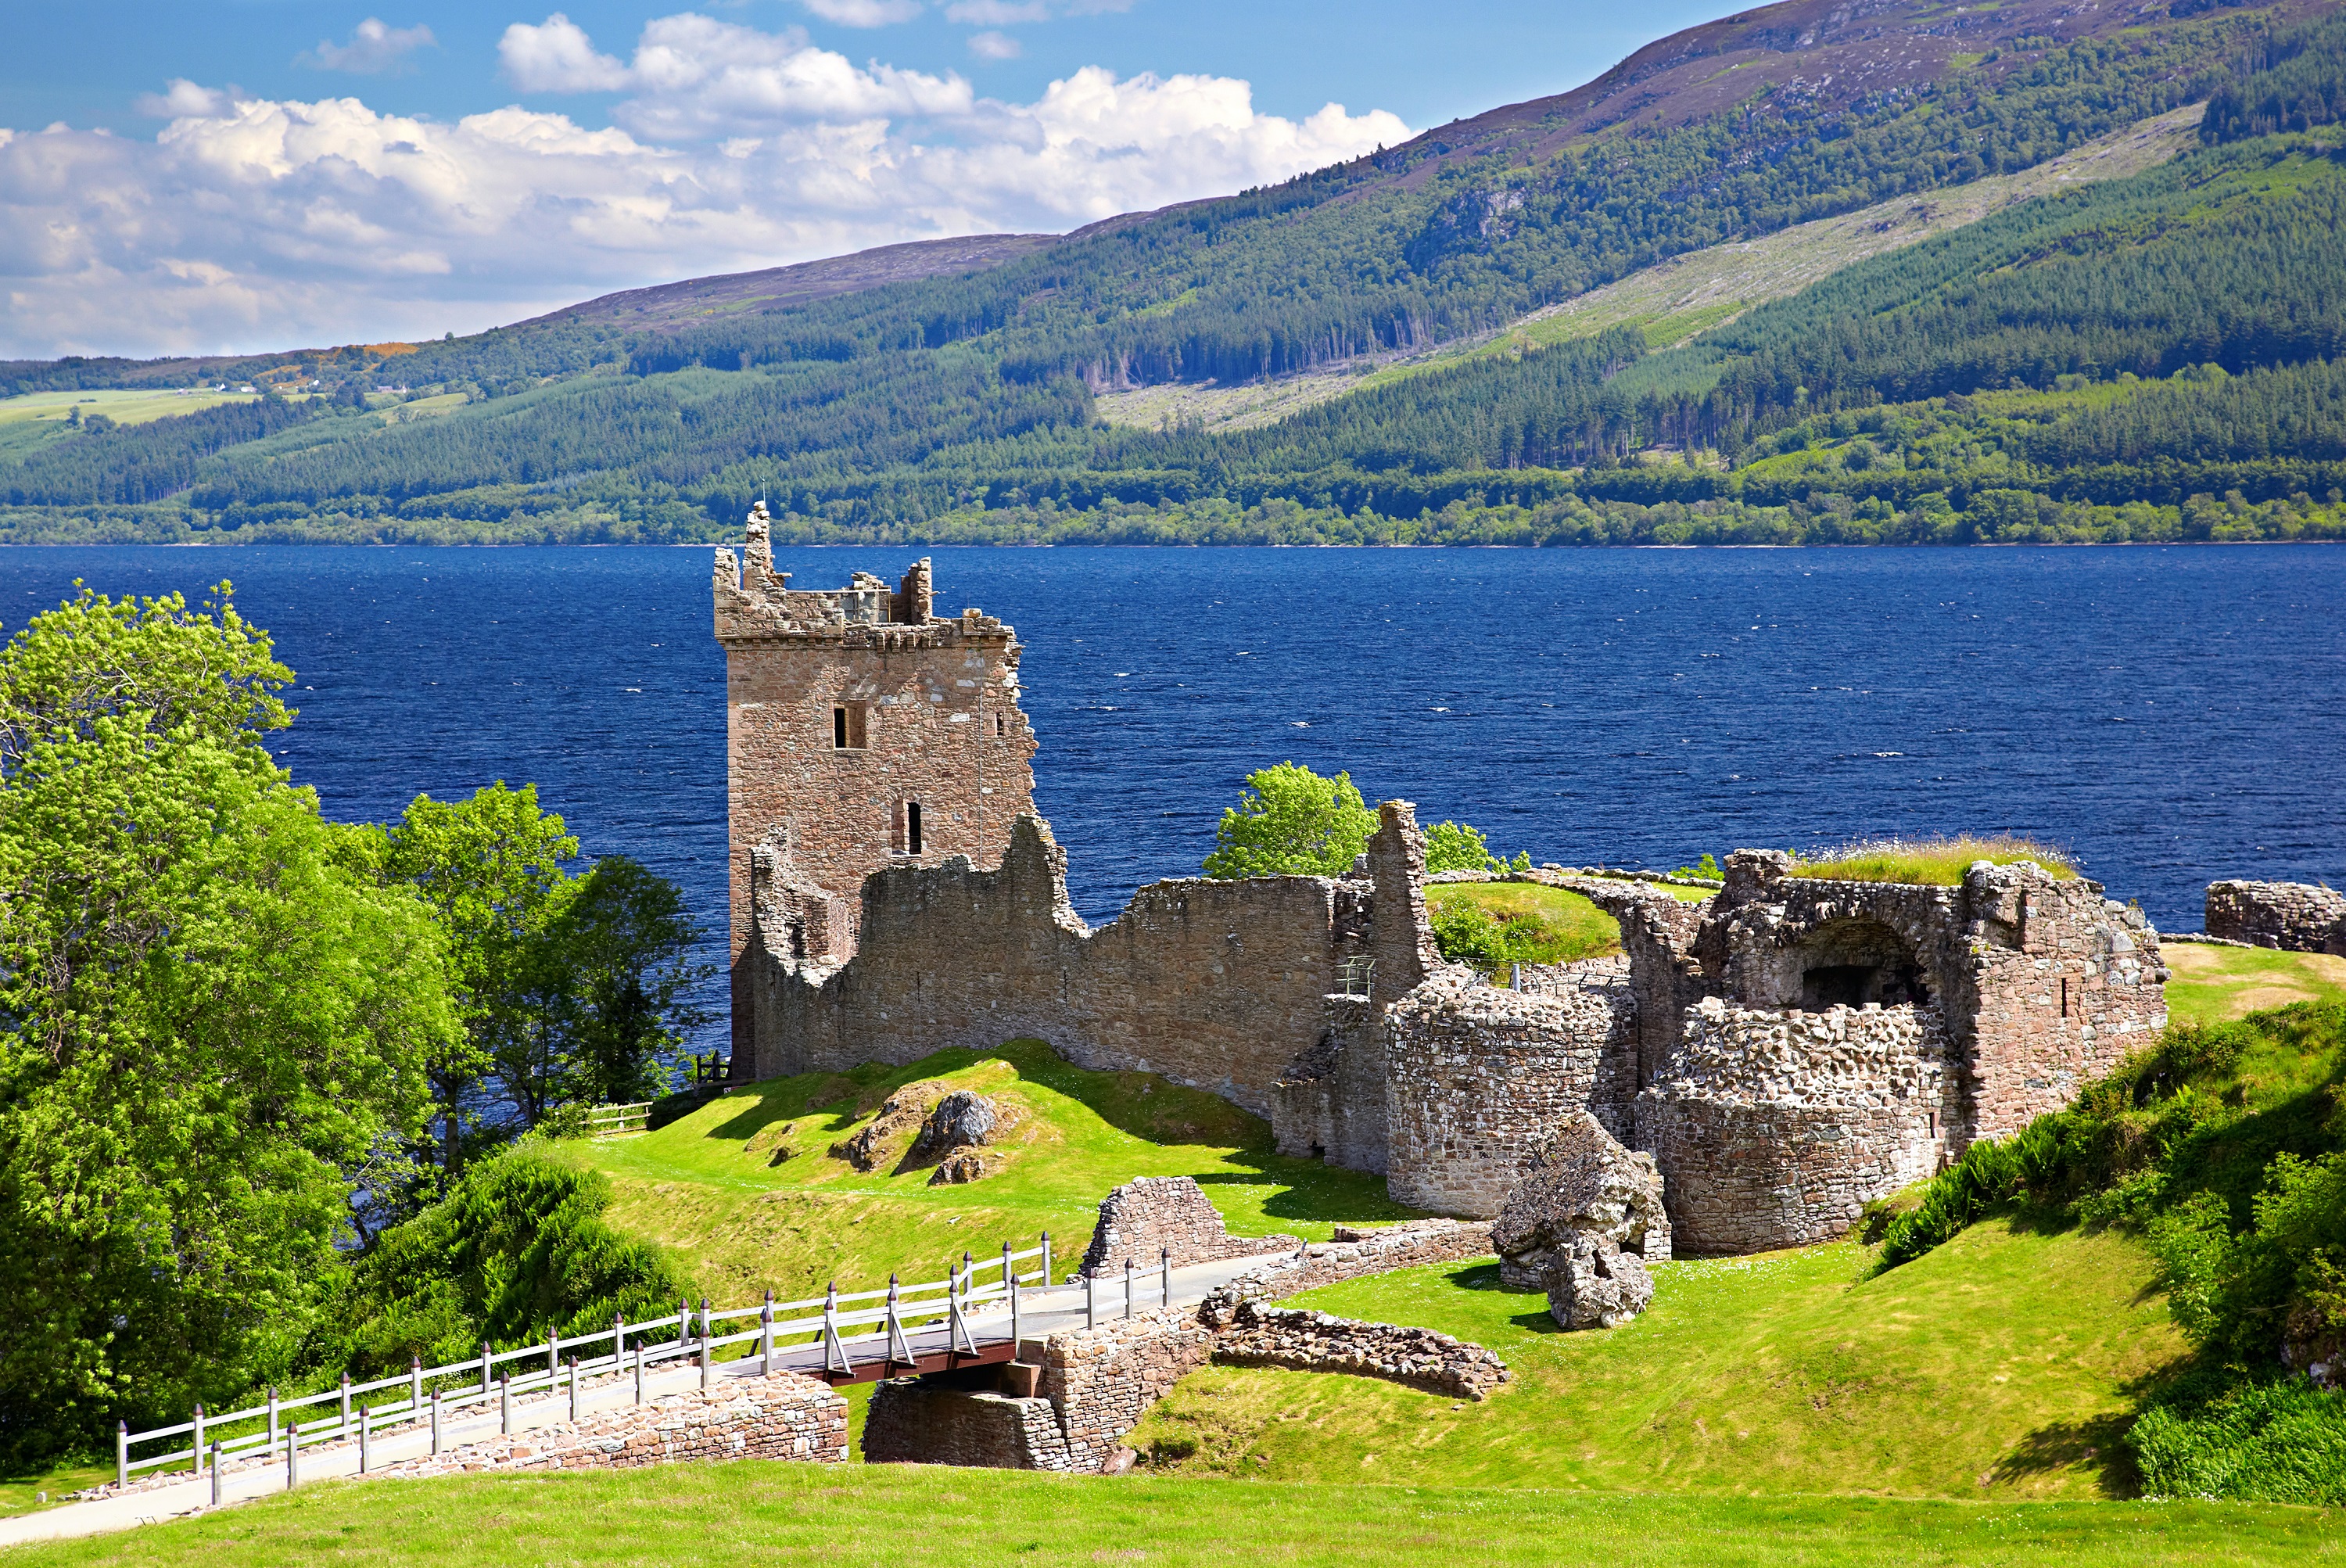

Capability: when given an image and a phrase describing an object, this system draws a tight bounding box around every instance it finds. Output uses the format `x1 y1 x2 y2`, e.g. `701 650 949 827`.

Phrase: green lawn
1132 1220 2181 1501
1425 883 1626 963
559 1040 1420 1306
6 1463 2336 1566
2164 942 2346 1027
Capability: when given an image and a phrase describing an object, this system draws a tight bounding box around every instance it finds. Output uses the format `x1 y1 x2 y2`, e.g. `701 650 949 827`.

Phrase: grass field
558 1041 1420 1308
1788 838 2077 886
5 1464 2337 1567
2164 942 2346 1026
1132 1219 2179 1501
1424 883 1626 964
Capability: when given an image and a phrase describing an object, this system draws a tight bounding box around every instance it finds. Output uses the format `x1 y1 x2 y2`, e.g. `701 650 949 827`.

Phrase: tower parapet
714 503 1038 1063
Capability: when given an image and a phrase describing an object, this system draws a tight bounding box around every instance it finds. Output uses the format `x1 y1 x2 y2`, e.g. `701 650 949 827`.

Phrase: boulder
827 1080 950 1172
927 1151 992 1186
1544 1234 1654 1331
1490 1110 1670 1291
907 1089 999 1165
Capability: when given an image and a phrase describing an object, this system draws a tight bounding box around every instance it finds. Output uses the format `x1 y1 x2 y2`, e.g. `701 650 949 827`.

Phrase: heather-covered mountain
4 0 2344 546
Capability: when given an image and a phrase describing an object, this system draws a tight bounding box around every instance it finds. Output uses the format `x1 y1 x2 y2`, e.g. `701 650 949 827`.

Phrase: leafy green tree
1202 762 1377 879
370 784 708 1179
0 587 453 1462
321 1142 690 1379
1424 819 1533 875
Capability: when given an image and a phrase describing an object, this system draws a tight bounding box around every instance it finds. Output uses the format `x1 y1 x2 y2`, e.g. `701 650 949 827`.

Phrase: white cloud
132 79 236 120
303 19 439 76
967 30 1022 59
945 0 1049 21
799 0 924 25
498 13 631 92
0 13 1410 358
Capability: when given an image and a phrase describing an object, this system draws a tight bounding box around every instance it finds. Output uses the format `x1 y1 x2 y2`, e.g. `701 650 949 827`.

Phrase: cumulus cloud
799 0 924 25
0 12 1409 357
967 30 1022 59
303 19 439 75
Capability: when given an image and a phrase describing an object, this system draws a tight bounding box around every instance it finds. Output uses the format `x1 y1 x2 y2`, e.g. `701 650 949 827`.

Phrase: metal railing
113 1233 1067 1490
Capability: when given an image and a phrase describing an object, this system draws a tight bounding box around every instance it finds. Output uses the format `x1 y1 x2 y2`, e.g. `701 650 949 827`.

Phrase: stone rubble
909 1089 999 1164
1076 1176 1302 1278
1206 1301 1508 1401
1490 1111 1670 1290
827 1079 949 1172
1542 1235 1654 1330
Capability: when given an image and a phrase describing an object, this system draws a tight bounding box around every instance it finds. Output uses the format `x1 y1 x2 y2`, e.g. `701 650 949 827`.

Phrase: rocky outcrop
909 1089 999 1164
1208 1301 1508 1401
1542 1235 1655 1330
1076 1176 1301 1278
827 1080 949 1172
1490 1111 1670 1290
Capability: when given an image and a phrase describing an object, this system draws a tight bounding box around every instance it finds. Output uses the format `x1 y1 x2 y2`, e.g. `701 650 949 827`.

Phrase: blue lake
5 544 2340 1048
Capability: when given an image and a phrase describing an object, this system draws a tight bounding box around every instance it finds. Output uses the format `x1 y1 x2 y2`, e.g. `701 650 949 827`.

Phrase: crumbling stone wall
716 511 1039 1060
744 806 1454 1128
1203 1301 1508 1401
1077 1176 1300 1277
1210 1219 1495 1302
1383 971 1638 1216
2206 879 2346 956
861 1377 1067 1470
371 1375 847 1479
1634 999 1953 1254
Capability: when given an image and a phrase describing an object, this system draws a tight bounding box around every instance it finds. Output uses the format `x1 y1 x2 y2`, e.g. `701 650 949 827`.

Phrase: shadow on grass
1991 1410 2143 1497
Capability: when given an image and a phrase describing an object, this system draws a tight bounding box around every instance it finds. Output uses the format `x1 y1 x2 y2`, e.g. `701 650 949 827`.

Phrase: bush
2132 1370 2346 1503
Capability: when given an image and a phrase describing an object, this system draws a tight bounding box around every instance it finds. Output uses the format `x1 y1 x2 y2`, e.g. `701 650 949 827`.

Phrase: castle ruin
716 540 2168 1254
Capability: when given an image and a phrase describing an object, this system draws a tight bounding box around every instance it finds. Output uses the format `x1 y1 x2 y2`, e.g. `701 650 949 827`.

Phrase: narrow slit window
833 704 866 749
834 707 847 748
906 801 924 855
995 713 1006 737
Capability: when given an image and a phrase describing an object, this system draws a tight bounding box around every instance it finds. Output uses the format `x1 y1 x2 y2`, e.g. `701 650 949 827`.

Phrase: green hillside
2 2 2341 544
558 1040 1415 1306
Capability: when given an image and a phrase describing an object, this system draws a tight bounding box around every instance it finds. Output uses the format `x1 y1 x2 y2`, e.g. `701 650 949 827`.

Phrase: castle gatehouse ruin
716 540 2168 1255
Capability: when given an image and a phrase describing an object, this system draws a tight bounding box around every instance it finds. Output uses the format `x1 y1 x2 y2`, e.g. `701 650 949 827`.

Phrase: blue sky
0 2 1726 359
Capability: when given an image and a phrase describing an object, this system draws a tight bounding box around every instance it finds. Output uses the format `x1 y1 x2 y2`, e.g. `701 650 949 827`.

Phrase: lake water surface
6 544 2339 1047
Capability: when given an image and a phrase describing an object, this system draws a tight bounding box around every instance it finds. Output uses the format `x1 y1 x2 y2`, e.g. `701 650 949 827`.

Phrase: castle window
906 800 924 855
995 713 1006 737
833 704 866 749
1794 918 1929 1011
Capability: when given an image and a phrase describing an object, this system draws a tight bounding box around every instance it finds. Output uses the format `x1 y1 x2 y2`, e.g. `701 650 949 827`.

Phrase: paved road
0 1256 1277 1548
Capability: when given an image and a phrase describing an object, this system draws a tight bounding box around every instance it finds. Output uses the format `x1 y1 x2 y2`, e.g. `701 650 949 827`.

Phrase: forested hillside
3 0 2343 546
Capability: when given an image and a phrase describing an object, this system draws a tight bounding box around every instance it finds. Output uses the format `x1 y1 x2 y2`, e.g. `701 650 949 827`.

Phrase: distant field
5 1463 2334 1568
2164 942 2346 1026
0 388 268 429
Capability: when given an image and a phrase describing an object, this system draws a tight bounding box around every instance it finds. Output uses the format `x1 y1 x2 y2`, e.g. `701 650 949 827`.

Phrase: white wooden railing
110 1233 1132 1489
583 1102 653 1139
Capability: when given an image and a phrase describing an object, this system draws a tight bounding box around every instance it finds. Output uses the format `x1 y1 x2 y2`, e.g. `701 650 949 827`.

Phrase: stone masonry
368 1375 847 1479
716 508 1038 1060
1204 1301 1509 1401
2207 879 2346 956
1076 1176 1301 1278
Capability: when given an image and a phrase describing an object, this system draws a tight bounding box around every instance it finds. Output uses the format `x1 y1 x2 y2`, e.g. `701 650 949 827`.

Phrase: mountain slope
1 0 2341 546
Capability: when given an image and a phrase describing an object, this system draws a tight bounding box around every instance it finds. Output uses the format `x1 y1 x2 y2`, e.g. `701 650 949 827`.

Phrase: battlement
713 503 1014 646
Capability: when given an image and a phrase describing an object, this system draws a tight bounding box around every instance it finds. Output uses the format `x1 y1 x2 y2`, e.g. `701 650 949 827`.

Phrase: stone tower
713 503 1038 1060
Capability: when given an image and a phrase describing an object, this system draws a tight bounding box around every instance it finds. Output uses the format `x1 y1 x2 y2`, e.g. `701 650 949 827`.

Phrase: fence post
116 1421 127 1490
1161 1246 1171 1310
500 1376 511 1435
613 1312 625 1372
570 1357 583 1420
547 1329 558 1380
1085 1272 1096 1331
963 1251 974 1300
191 1405 205 1477
676 1297 690 1351
1010 1272 1021 1346
210 1443 222 1508
267 1386 280 1459
1041 1231 1052 1286
360 1407 371 1474
1125 1259 1135 1319
430 1390 443 1455
760 1291 775 1377
698 1297 713 1390
480 1340 493 1395
410 1355 422 1420
633 1345 646 1405
823 1283 844 1376
339 1374 353 1438
285 1430 298 1492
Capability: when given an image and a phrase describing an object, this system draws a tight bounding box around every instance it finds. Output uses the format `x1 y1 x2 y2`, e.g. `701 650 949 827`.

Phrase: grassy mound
2165 943 2346 1027
1131 1222 2179 1501
5 1464 2335 1568
1789 838 2078 886
1424 883 1624 968
557 1040 1417 1308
